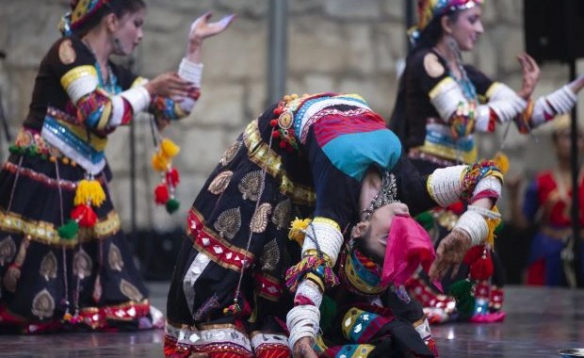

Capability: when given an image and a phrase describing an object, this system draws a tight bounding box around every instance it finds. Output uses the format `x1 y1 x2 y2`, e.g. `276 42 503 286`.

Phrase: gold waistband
242 120 315 206
0 209 121 247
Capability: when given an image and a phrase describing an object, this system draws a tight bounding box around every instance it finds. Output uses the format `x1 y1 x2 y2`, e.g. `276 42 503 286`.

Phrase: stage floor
0 285 582 357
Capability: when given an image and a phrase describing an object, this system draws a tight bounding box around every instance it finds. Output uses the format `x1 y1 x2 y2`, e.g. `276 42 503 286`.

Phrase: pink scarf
381 215 441 291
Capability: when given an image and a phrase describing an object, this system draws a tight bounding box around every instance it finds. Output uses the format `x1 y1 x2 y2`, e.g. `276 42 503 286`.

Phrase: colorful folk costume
164 93 503 357
523 117 584 287
0 0 201 333
391 0 581 323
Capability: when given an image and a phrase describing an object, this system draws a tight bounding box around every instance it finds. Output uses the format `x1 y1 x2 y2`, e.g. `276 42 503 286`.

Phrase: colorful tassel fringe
151 138 182 215
74 179 105 207
285 255 339 292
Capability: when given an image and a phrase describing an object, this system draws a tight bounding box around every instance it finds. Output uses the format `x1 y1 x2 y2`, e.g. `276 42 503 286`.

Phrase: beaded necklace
95 61 118 94
82 39 118 94
433 45 477 163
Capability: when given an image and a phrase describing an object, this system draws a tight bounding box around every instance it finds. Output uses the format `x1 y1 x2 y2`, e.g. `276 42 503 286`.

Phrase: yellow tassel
288 217 311 247
492 152 509 175
151 152 169 172
160 138 180 158
485 206 501 246
75 179 106 207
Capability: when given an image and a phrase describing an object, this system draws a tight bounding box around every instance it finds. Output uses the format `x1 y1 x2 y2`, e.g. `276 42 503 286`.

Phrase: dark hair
388 10 461 142
74 0 146 36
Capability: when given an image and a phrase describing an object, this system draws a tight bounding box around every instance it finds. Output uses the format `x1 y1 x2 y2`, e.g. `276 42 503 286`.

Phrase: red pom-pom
470 254 494 280
154 184 170 205
272 131 280 139
270 119 278 127
166 168 180 186
463 245 485 265
279 141 287 149
273 107 283 116
71 205 97 228
447 201 465 215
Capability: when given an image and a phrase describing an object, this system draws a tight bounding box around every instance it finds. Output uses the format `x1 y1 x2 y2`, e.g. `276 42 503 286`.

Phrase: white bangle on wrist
178 58 203 88
454 210 488 246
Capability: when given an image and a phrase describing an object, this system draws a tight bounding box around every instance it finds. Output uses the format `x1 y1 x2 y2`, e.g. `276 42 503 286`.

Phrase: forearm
285 218 343 349
186 38 203 64
427 161 503 245
479 83 527 127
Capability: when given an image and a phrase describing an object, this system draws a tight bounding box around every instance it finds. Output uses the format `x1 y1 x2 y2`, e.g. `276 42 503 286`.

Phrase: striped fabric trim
60 65 98 101
428 77 456 99
294 95 370 141
41 116 107 174
165 322 253 357
187 208 255 272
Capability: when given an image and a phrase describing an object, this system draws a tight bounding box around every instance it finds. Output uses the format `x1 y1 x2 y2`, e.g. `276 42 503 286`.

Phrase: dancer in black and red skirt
164 92 504 357
0 0 233 333
390 0 584 324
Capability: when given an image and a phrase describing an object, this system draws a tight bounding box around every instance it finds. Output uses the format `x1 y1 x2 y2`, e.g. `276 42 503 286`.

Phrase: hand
568 73 584 94
428 229 472 281
145 72 193 98
516 52 540 100
293 337 318 358
187 12 236 54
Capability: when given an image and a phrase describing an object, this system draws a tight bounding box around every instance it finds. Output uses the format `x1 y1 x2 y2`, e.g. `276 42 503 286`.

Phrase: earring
445 35 459 55
113 38 124 53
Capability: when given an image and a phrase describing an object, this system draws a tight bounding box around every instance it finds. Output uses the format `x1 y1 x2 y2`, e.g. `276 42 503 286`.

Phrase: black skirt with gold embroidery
0 150 152 333
166 104 316 334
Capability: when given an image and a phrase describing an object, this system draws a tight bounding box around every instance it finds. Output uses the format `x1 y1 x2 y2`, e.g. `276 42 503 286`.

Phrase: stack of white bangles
454 205 501 246
301 222 343 266
287 305 320 351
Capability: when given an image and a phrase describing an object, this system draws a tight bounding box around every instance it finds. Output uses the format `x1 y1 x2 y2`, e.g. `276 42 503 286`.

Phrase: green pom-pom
319 294 337 333
415 211 435 232
457 296 476 317
449 279 473 297
8 145 21 154
166 198 180 214
27 147 39 157
449 279 475 317
58 219 79 240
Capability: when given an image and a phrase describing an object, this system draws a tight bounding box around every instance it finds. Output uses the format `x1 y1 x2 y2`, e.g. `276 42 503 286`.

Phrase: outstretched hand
516 52 540 100
187 12 236 52
293 337 318 358
428 229 472 281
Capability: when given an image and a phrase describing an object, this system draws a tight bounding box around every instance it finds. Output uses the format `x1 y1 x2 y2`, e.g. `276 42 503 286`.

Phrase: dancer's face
446 6 484 51
352 202 410 264
554 128 584 161
110 8 146 56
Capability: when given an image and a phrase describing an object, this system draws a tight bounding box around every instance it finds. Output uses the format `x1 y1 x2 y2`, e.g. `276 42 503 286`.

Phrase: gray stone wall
0 0 582 230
